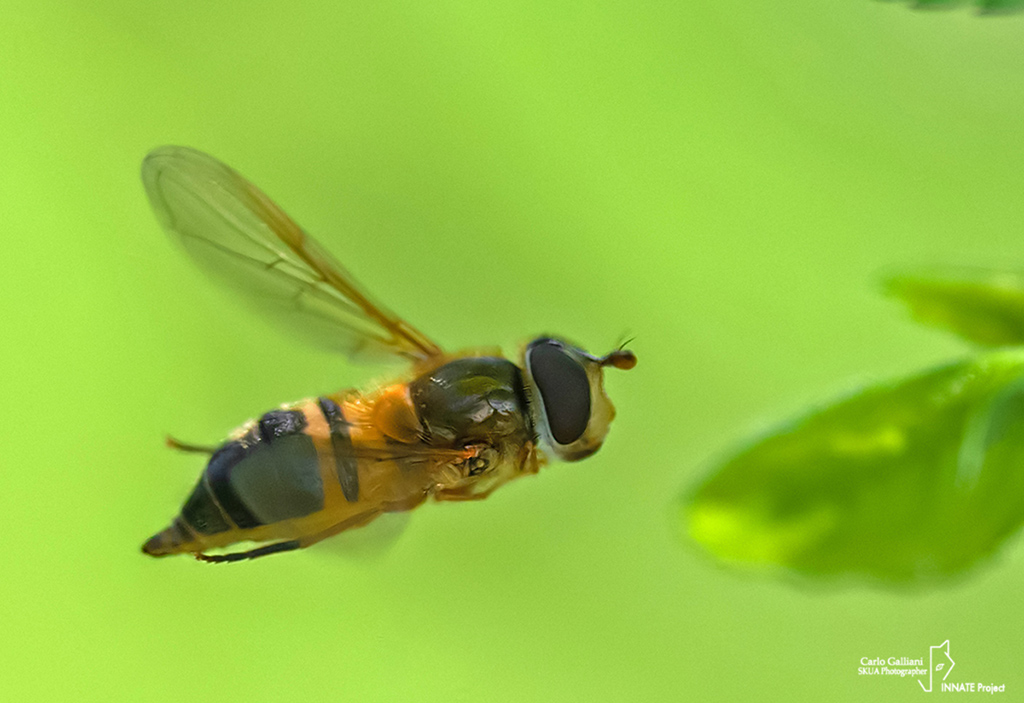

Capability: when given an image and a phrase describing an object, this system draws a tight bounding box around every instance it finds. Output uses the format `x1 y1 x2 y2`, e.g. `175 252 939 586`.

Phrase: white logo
918 640 954 693
857 640 1006 694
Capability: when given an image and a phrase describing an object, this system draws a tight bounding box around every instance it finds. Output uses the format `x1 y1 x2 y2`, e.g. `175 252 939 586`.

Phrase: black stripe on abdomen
180 475 232 535
318 397 360 502
202 409 325 527
258 409 307 442
205 441 263 529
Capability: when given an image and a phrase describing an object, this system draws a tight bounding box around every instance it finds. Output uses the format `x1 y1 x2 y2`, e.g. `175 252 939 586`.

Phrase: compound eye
527 340 591 445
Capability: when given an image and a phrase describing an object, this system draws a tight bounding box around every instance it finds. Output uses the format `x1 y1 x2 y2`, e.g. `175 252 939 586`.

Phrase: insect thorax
409 356 534 449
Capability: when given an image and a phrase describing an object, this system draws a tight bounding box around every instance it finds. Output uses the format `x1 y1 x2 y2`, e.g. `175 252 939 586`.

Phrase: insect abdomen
143 405 339 557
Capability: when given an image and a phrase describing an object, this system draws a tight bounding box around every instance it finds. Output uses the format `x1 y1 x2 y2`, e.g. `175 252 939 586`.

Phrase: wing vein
142 146 444 363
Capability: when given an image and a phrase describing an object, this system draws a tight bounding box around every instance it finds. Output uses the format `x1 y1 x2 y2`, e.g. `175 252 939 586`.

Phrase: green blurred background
2 2 1022 701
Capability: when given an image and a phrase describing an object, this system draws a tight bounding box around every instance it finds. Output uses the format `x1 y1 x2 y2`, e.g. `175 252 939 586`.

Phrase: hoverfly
140 146 636 563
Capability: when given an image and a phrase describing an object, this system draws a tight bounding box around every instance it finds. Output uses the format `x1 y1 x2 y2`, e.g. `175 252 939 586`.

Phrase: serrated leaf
683 350 1024 586
885 267 1024 347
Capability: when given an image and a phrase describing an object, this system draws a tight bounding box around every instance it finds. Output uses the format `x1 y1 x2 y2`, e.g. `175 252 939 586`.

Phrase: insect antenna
600 332 637 370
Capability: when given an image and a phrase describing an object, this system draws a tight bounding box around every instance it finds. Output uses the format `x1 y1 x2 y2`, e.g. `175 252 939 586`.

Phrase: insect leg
192 510 383 563
166 435 218 454
194 540 302 563
433 484 501 502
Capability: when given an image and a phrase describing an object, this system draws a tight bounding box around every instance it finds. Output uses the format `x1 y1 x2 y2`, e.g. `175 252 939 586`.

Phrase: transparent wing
310 512 411 562
141 145 443 363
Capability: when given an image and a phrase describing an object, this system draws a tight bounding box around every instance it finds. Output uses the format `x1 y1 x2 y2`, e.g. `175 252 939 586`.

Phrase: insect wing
311 512 411 562
141 146 443 363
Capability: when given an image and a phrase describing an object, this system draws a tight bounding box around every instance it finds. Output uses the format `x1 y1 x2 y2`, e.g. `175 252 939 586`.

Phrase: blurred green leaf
683 350 1024 585
976 0 1024 12
885 267 1024 347
890 0 1024 13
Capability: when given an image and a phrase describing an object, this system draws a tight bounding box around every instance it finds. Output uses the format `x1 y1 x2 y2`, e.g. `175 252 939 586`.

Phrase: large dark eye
527 340 591 445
